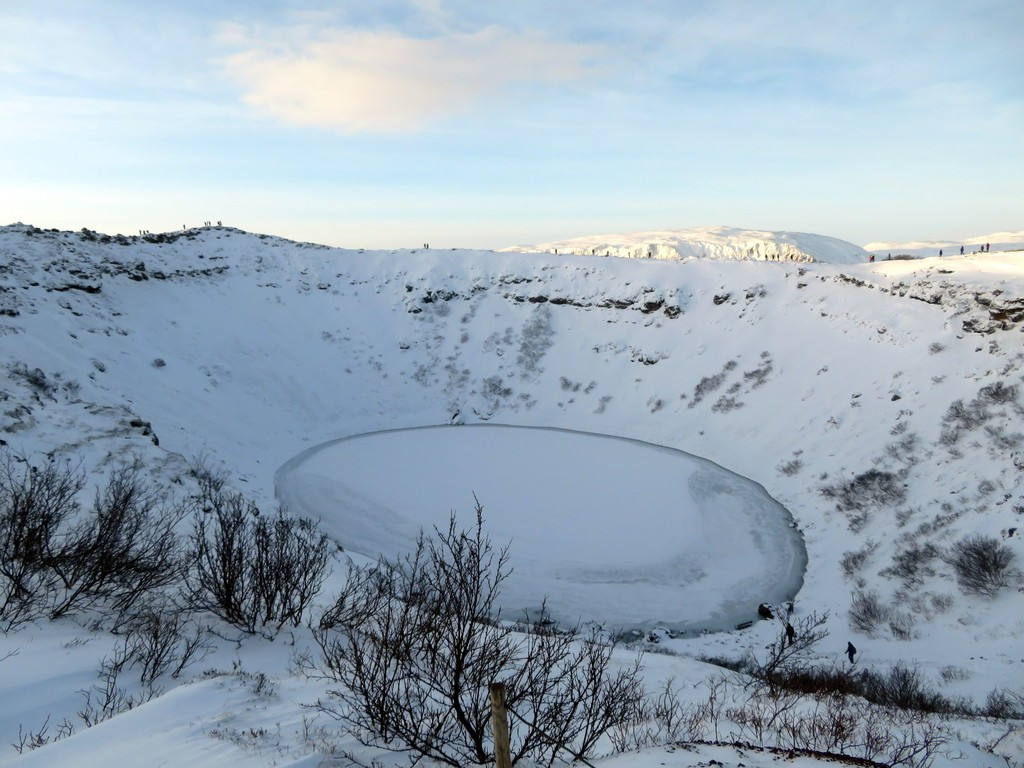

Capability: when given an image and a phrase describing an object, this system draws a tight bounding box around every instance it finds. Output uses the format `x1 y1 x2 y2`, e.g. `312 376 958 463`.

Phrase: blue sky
1 1 1021 248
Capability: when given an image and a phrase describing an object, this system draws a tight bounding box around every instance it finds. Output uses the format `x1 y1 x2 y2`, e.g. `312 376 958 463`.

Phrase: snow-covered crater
276 424 807 632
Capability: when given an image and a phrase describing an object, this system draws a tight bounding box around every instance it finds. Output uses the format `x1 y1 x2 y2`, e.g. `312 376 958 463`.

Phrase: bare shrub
11 715 75 754
939 383 1019 450
929 593 954 613
977 381 1019 406
777 458 803 477
188 453 229 499
315 502 646 768
841 542 876 580
742 352 773 388
858 664 960 715
9 363 57 398
517 305 554 378
187 489 331 635
611 676 728 752
943 534 1016 597
983 688 1024 720
984 424 1023 451
48 463 184 621
481 375 512 400
77 645 159 727
745 612 831 687
0 455 83 629
821 470 906 532
939 665 968 682
848 590 892 635
887 610 916 640
122 601 212 686
712 395 743 413
2 456 183 628
689 360 737 408
705 620 956 768
882 542 939 586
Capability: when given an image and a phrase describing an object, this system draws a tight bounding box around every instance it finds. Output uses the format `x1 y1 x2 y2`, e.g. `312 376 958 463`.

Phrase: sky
1 0 1022 250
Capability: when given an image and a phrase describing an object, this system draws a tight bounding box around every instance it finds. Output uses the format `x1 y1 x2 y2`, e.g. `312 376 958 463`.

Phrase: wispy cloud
218 23 603 133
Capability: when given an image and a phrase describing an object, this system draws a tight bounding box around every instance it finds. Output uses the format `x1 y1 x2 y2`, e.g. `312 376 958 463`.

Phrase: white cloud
219 24 602 133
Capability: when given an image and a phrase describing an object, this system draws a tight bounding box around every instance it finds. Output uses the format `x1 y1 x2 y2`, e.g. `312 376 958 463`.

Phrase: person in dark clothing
786 622 796 646
846 642 857 663
961 245 965 255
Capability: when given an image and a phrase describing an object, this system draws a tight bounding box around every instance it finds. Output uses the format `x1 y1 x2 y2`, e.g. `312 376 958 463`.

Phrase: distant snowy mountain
509 225 869 264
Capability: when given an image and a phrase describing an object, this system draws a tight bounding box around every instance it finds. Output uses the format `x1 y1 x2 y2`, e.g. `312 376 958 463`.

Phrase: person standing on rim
846 641 857 664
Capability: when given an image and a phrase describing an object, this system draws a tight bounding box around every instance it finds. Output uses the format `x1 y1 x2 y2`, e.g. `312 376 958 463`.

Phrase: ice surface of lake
276 425 806 632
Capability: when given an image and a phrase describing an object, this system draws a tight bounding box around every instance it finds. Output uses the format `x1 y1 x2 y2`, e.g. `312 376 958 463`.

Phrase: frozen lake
276 425 806 632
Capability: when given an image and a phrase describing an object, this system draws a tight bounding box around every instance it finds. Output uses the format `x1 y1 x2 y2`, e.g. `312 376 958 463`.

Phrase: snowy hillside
510 225 869 264
864 231 1024 259
1 222 1023 767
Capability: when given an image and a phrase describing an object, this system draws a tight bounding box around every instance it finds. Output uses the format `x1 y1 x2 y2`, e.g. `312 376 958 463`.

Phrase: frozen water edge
276 424 807 634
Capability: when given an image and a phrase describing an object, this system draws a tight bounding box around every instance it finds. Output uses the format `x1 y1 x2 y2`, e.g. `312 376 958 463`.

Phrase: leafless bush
8 363 57 398
48 463 184 622
122 601 212 687
676 626 955 768
940 383 1019 449
887 610 916 640
848 590 892 635
11 715 75 754
742 351 773 388
0 455 83 629
841 542 876 580
984 424 1023 451
882 543 939 586
777 458 803 476
929 593 954 614
712 395 743 413
187 487 331 635
744 612 831 688
857 664 960 715
1 457 186 629
943 534 1016 597
821 470 906 532
188 453 229 500
315 502 646 768
689 360 737 408
727 687 953 767
977 381 1019 406
77 645 160 727
517 305 554 378
610 676 728 751
722 620 955 766
17 630 170 751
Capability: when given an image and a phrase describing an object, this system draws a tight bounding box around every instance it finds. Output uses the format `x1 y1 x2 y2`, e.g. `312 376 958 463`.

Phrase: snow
864 230 1024 258
0 222 1022 767
509 225 869 264
276 424 806 631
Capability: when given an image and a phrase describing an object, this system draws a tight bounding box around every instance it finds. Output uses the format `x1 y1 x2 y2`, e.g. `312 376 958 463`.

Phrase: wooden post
489 682 512 768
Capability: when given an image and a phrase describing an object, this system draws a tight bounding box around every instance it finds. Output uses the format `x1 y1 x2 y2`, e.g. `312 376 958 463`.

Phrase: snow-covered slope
509 225 869 264
1 223 1022 767
865 230 1024 259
